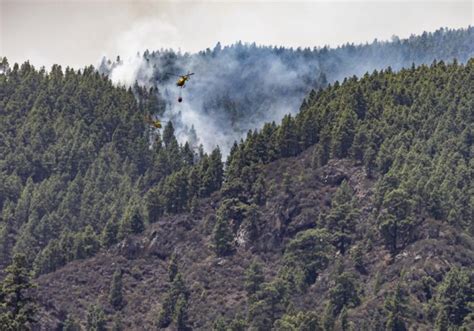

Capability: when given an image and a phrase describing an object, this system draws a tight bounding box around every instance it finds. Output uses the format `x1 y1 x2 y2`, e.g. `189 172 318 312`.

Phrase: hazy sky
1 0 473 69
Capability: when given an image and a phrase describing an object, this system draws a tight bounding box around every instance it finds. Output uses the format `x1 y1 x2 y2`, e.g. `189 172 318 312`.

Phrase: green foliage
247 279 288 330
277 114 300 157
1 34 474 329
74 225 100 259
331 109 357 158
329 272 360 315
378 188 415 255
213 316 227 331
109 268 123 310
0 254 36 330
282 229 332 288
173 294 189 330
118 201 145 239
157 273 189 329
86 304 107 331
212 199 246 256
212 217 234 257
321 302 336 331
350 244 365 273
339 306 349 331
244 260 265 298
325 181 358 254
274 311 323 331
168 253 179 282
217 59 474 239
229 316 247 331
101 218 119 248
435 268 473 328
0 61 224 272
384 283 407 331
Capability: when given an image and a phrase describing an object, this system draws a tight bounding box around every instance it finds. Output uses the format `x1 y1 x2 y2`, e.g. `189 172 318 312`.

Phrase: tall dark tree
0 254 36 330
325 181 358 254
378 188 415 255
329 272 360 315
435 268 473 328
384 283 407 331
244 260 265 298
109 268 124 310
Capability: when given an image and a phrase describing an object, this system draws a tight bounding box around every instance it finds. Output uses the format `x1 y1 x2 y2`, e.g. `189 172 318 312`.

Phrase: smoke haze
101 27 474 156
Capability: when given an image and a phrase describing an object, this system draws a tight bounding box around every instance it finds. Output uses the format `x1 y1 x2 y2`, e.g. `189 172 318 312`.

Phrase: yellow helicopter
174 72 194 88
144 114 162 129
166 72 194 102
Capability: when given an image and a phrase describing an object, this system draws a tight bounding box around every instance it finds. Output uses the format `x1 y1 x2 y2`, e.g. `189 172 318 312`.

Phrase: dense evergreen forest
0 59 223 276
0 28 473 330
100 27 474 154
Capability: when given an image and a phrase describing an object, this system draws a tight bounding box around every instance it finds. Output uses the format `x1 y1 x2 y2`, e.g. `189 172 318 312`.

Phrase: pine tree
313 129 331 168
329 272 360 315
322 302 335 331
331 109 357 158
173 294 189 330
85 304 107 331
350 128 367 163
74 225 100 259
146 187 163 224
247 279 287 330
435 268 473 327
212 217 234 256
277 114 299 157
212 204 235 256
109 268 123 310
384 283 407 331
168 253 179 282
326 181 358 255
244 260 265 298
213 316 227 331
101 218 118 248
378 188 414 255
119 202 145 239
434 309 449 331
251 175 266 205
163 121 178 149
0 217 17 265
350 245 365 273
340 306 349 331
363 144 377 178
283 229 332 287
157 272 189 329
0 254 36 330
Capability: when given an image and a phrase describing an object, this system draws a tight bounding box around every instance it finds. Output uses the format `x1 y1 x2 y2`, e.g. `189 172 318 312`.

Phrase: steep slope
34 148 472 330
33 150 370 329
0 60 224 279
2 57 473 330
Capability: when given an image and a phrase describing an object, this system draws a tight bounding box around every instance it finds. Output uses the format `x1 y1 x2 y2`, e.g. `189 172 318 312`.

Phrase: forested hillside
0 58 223 279
1 53 472 330
100 27 474 155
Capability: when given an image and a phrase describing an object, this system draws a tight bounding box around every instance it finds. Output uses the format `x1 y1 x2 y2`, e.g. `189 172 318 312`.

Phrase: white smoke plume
100 27 473 157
